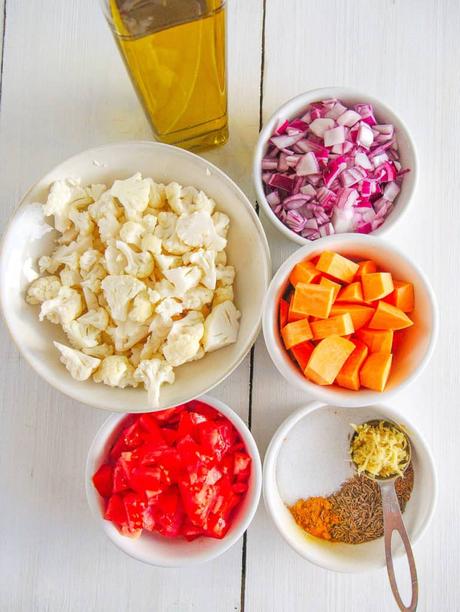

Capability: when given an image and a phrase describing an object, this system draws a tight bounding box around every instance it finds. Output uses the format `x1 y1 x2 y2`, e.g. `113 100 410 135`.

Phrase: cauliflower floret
82 287 99 311
202 300 240 352
60 266 82 287
39 287 83 325
212 285 234 307
119 220 145 246
26 276 61 305
154 253 181 272
154 211 177 240
80 265 105 294
79 249 101 273
163 266 201 296
57 227 79 245
143 214 158 232
69 207 95 236
134 358 175 408
129 343 144 368
176 211 226 251
141 232 162 255
212 212 230 238
38 255 60 274
147 288 161 304
162 333 201 367
82 343 114 359
53 341 101 381
51 236 92 271
216 265 235 287
156 297 183 321
182 286 214 310
104 243 126 275
146 179 166 209
111 173 150 220
43 178 88 232
97 213 121 243
107 320 150 351
142 314 174 355
165 182 188 215
193 190 216 215
169 311 204 336
183 249 216 290
88 190 120 221
115 240 154 278
154 279 178 299
93 355 137 388
64 320 101 349
101 274 145 322
86 184 107 201
162 232 190 256
129 291 153 323
77 307 109 330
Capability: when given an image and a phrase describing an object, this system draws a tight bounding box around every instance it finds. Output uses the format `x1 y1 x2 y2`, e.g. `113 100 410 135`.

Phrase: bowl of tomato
86 396 262 567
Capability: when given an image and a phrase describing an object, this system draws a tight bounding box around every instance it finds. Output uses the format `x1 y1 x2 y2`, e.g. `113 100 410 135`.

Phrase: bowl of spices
263 401 437 573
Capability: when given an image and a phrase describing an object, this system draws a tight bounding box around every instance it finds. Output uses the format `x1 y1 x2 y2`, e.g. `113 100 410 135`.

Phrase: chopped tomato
92 464 113 498
93 400 251 543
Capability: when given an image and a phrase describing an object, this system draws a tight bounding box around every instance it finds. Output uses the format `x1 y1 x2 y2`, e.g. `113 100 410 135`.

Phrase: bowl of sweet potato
262 234 438 407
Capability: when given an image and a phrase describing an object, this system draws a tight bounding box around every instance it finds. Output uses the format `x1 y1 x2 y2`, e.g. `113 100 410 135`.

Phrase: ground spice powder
289 496 339 541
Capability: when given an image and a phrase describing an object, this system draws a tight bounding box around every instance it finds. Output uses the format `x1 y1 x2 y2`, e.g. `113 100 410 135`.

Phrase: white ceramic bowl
263 233 438 407
86 395 262 567
254 86 417 245
0 141 271 412
263 400 437 573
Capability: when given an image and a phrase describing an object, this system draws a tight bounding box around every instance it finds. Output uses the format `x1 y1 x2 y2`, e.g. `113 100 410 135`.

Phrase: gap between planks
240 0 267 610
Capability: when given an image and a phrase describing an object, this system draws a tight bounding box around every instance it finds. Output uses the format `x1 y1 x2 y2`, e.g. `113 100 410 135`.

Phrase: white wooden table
0 1 458 610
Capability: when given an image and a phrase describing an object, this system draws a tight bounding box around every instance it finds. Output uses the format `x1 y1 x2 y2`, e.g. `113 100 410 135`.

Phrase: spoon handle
380 481 418 611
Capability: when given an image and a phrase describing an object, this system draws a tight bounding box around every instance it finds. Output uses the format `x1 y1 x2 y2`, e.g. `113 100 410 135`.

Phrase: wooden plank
247 0 460 610
0 0 262 610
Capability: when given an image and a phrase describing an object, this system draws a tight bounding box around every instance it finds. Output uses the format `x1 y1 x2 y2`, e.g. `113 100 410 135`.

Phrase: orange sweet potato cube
289 261 320 287
281 319 313 350
304 335 355 385
319 276 341 301
288 294 306 322
361 272 394 301
336 339 369 391
355 260 378 278
316 251 359 283
356 328 394 353
368 301 414 331
360 352 393 392
330 303 375 330
291 282 335 319
336 281 365 304
384 280 415 313
291 341 314 371
311 313 354 340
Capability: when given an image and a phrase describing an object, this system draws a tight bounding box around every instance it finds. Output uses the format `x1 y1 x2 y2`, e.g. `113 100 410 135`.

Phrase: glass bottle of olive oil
102 0 228 150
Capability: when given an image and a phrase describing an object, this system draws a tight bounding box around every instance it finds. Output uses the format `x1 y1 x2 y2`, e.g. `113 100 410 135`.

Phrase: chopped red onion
262 98 408 240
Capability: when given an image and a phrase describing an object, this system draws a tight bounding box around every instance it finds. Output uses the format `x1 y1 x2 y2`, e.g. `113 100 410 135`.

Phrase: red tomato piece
104 494 127 525
133 441 170 465
177 411 207 442
161 428 178 446
153 487 185 537
154 405 186 424
233 452 251 476
112 463 129 494
186 400 219 420
179 478 219 528
138 413 167 444
219 454 235 478
123 492 147 534
197 420 236 462
181 518 203 541
92 464 113 498
232 482 248 494
129 465 169 495
204 512 230 539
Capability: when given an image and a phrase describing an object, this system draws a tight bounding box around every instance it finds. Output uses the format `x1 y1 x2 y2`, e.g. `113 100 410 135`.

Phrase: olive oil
108 0 228 150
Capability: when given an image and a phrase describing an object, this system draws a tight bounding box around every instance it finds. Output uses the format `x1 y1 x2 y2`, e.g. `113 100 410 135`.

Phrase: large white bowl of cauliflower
0 142 270 411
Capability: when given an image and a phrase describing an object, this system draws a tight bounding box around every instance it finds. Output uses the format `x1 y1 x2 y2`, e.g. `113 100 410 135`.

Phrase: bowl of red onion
254 87 417 245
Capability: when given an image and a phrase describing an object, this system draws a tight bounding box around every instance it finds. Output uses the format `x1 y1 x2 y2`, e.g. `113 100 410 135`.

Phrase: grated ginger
350 421 410 478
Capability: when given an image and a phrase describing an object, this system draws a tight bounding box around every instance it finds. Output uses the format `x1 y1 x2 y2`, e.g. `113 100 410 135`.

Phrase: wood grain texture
1 0 460 610
247 1 460 611
0 1 262 610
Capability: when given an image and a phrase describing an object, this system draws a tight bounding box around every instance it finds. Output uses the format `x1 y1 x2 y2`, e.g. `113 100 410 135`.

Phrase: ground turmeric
289 496 339 540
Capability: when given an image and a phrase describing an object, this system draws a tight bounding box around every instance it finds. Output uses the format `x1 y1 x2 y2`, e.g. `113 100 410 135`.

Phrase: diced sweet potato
291 341 314 371
279 298 289 328
291 282 335 319
361 272 394 301
305 335 355 385
336 281 364 304
288 294 306 322
289 261 320 287
336 339 369 391
330 303 375 330
369 301 413 330
355 260 378 278
316 251 359 283
319 276 341 301
360 352 393 392
281 319 313 350
384 280 414 313
311 313 354 340
356 328 393 353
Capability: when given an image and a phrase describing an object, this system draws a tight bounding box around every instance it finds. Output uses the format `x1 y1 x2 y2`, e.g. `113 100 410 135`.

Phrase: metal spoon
351 419 418 612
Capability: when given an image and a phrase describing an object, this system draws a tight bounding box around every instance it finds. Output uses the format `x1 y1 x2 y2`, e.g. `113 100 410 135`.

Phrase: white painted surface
0 0 458 610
